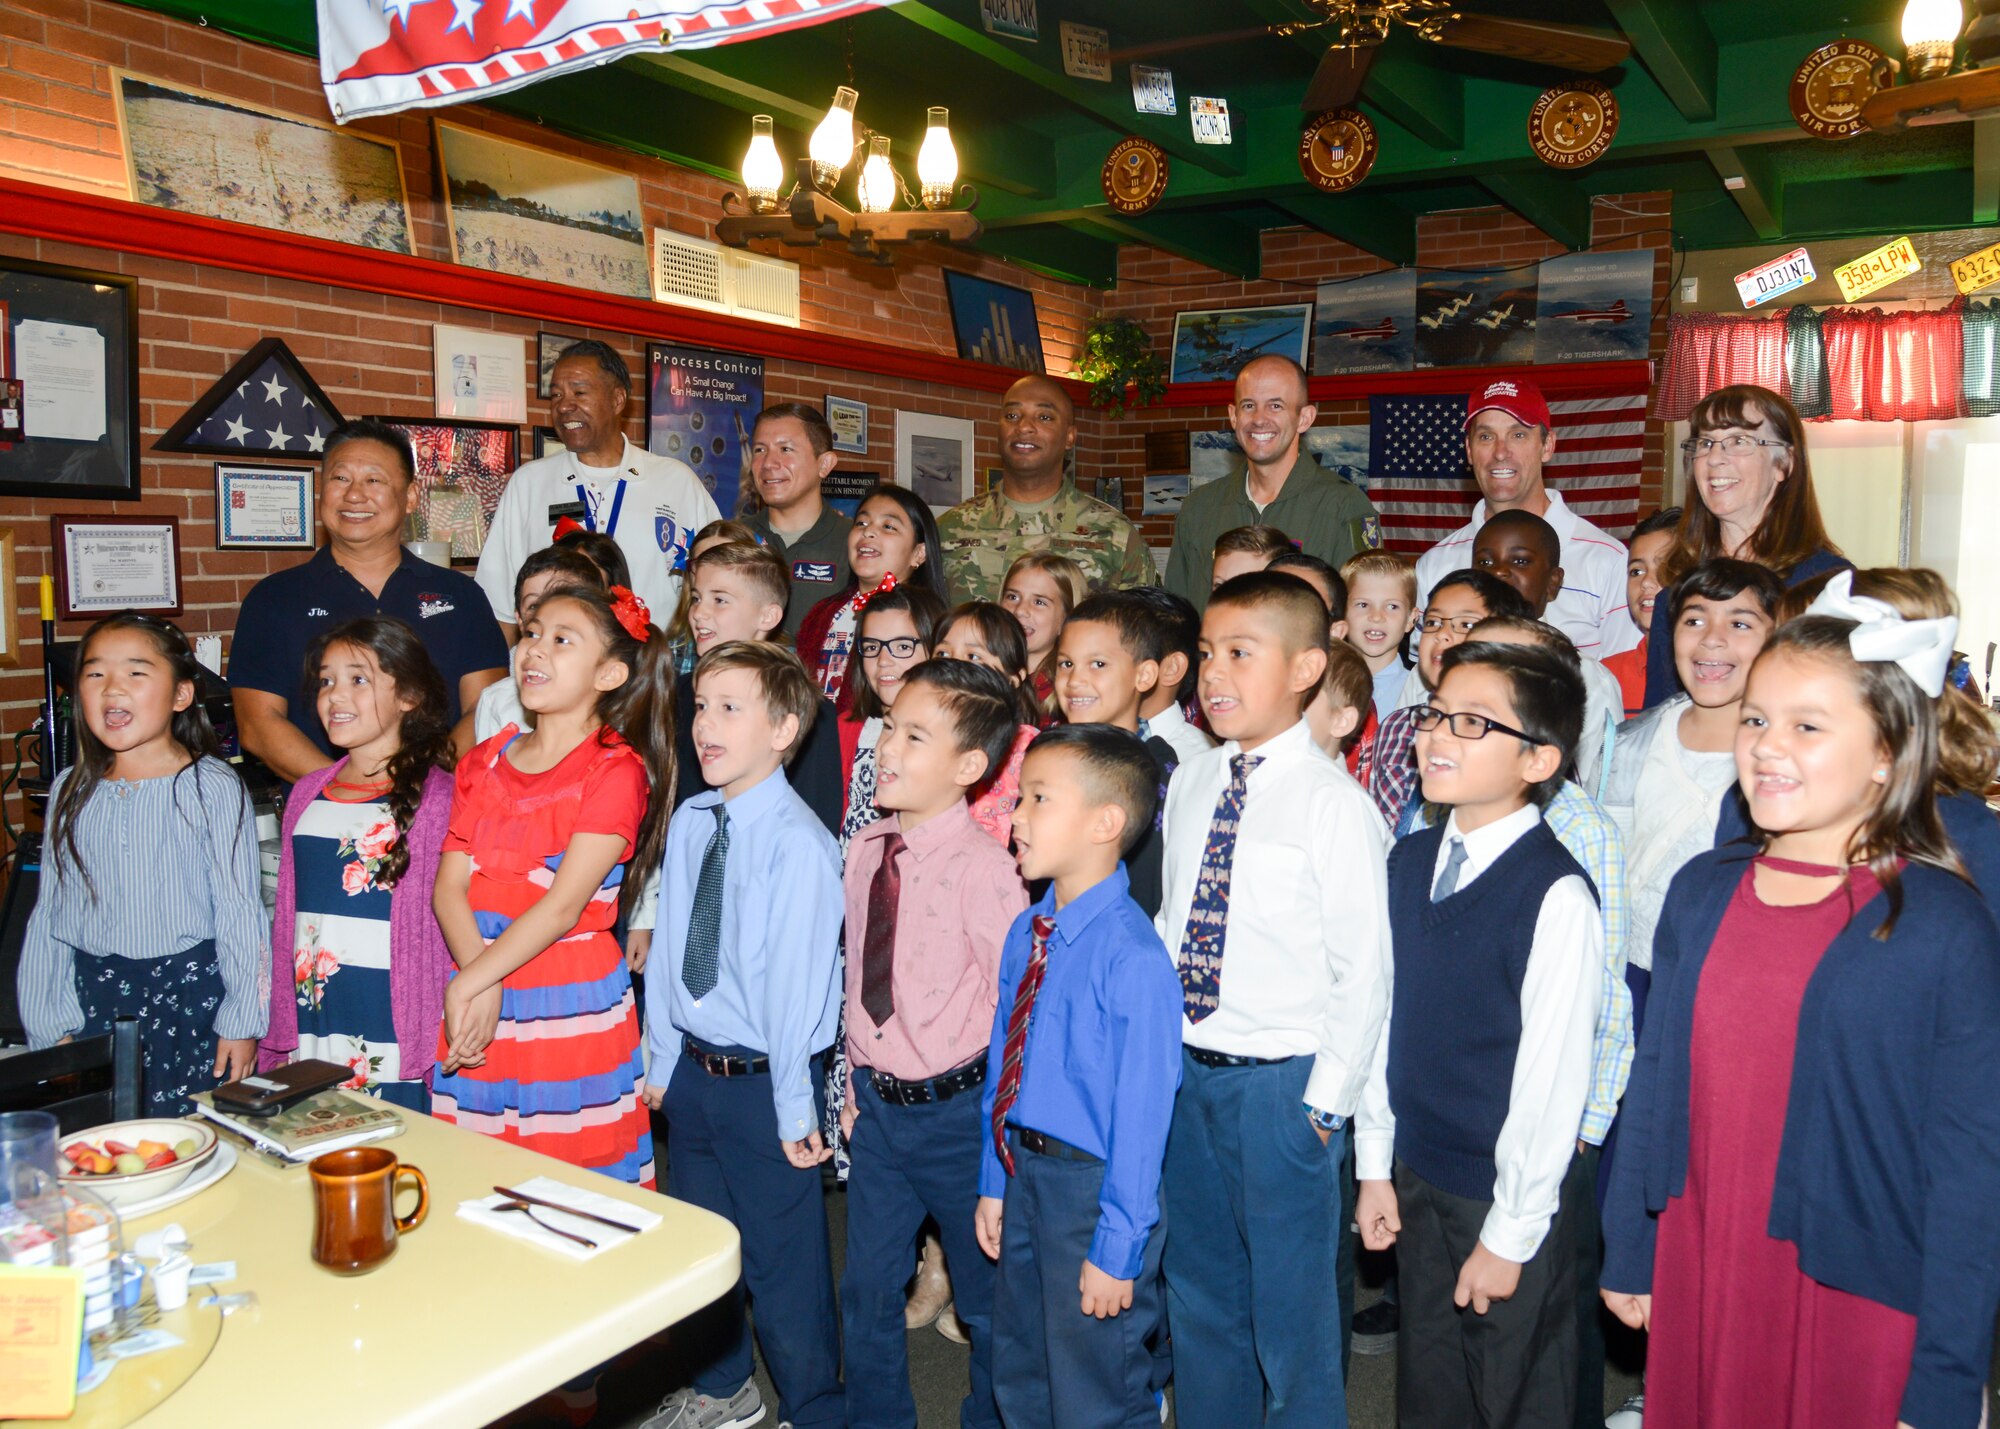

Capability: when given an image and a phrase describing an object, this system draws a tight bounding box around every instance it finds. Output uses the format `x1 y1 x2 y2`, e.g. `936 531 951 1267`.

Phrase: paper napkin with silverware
457 1175 662 1259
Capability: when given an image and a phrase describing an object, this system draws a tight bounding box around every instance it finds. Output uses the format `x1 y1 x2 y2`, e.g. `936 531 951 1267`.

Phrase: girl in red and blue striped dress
430 584 675 1186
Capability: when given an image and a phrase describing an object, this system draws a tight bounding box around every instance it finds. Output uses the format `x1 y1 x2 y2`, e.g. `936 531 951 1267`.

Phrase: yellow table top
66 1114 737 1429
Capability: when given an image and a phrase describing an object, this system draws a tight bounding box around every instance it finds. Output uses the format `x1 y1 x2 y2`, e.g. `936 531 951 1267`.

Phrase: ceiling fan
1109 1 1632 113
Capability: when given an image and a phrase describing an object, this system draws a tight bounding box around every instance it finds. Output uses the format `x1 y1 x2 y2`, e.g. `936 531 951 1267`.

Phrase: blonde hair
690 539 791 622
666 520 765 646
1340 549 1417 604
692 640 820 762
1003 551 1087 718
1844 567 1999 797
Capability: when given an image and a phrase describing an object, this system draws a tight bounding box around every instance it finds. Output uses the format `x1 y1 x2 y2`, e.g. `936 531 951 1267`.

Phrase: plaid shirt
1409 780 1634 1146
1365 704 1422 831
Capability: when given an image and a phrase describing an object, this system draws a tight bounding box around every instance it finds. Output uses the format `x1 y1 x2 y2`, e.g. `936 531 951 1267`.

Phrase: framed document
215 462 314 550
433 323 527 424
51 515 181 620
0 258 140 502
824 394 869 455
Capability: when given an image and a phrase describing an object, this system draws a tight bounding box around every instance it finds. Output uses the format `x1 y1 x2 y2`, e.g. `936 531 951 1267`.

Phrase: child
1308 639 1374 777
1342 550 1421 726
430 585 670 1187
1601 609 2000 1429
1268 550 1349 632
1210 524 1296 588
1124 585 1213 766
1604 508 1680 718
475 545 617 742
643 641 845 1429
978 724 1182 1429
260 618 458 1111
935 602 1042 846
1355 638 1601 1429
1471 508 1623 790
1603 559 1780 1012
798 485 946 703
841 659 1030 1429
1367 569 1528 833
1001 551 1086 720
664 518 766 673
1156 570 1392 1428
842 585 949 850
18 615 266 1115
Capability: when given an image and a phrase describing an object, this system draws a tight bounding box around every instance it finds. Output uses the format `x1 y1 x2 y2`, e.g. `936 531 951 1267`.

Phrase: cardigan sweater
1641 545 1850 708
1601 848 2000 1429
259 760 457 1086
1715 784 2000 901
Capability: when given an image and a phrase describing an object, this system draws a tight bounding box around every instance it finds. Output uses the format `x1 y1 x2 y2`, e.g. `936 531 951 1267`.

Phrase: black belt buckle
1014 1127 1103 1164
870 1054 988 1106
683 1038 769 1077
1186 1046 1293 1069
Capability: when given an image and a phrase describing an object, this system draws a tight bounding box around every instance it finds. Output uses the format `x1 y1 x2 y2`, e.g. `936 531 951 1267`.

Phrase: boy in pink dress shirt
839 658 1031 1429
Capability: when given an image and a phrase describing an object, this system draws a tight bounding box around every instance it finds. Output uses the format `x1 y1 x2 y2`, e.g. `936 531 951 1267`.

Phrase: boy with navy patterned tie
1155 570 1392 1428
1355 639 1602 1429
976 724 1182 1429
641 642 844 1429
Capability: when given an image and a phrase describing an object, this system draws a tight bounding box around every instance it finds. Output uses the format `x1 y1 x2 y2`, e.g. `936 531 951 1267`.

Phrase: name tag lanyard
570 456 627 538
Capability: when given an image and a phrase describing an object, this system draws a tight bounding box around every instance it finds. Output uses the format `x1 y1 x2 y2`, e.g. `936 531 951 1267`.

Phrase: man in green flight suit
1164 354 1384 610
938 374 1156 604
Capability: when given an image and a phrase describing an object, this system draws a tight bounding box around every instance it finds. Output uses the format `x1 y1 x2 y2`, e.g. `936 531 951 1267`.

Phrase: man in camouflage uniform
939 374 1156 604
1164 354 1384 610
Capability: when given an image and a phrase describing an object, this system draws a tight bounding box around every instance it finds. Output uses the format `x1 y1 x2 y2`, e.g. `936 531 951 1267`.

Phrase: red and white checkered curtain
1822 306 1966 423
1653 312 1787 420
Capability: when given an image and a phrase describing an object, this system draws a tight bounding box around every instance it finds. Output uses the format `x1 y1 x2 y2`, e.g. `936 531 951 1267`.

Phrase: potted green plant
1076 316 1166 417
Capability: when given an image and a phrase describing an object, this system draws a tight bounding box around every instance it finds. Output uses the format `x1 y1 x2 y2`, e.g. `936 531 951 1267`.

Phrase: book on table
190 1089 405 1162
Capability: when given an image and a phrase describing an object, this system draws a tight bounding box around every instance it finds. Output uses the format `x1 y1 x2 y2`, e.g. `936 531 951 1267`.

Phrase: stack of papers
457 1176 660 1261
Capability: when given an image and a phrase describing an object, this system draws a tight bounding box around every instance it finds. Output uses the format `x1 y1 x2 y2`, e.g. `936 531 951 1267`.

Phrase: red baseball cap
1464 377 1551 431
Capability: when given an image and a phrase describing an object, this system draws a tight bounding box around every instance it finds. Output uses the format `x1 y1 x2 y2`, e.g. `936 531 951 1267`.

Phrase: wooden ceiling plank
1603 0 1719 122
1705 145 1782 240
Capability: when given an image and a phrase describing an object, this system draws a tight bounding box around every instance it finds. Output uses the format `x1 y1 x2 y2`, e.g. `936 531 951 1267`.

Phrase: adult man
475 339 718 638
739 401 851 636
231 418 508 782
1413 377 1640 658
1163 355 1383 610
938 374 1153 604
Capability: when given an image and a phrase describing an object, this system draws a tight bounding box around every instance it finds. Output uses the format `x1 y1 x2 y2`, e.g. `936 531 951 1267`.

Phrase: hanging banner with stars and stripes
318 0 905 123
155 339 345 459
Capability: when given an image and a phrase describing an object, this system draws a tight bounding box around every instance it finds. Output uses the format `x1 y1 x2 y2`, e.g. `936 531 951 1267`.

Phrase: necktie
859 832 906 1026
991 914 1055 1177
1177 754 1262 1023
1432 836 1468 903
682 805 730 1000
1137 717 1153 740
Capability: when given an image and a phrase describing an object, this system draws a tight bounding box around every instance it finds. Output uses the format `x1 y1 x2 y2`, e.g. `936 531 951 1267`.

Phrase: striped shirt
19 759 270 1047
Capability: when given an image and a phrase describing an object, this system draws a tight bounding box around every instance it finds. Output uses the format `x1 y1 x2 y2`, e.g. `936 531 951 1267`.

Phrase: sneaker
1605 1394 1644 1429
1350 1298 1399 1356
639 1381 767 1429
935 1301 970 1345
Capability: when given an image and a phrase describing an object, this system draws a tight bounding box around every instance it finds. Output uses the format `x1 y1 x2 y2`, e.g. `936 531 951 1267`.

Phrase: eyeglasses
1418 616 1484 635
1411 705 1536 743
1678 434 1791 458
858 636 921 660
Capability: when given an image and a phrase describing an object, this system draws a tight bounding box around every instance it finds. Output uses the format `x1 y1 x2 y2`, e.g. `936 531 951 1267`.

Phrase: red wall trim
1153 360 1658 410
0 177 1088 400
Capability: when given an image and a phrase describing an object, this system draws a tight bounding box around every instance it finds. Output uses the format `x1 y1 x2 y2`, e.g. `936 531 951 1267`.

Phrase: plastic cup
0 1110 60 1207
153 1253 192 1312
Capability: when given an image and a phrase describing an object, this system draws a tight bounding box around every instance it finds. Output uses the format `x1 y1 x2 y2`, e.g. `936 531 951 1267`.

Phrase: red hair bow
552 515 587 541
609 585 652 642
852 571 898 612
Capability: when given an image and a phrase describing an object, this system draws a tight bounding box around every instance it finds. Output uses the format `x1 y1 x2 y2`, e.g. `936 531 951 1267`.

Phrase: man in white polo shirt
476 339 719 637
1413 376 1640 659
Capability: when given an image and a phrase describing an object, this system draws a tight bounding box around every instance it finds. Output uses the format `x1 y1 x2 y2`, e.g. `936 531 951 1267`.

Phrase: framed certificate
215 462 314 549
51 514 181 620
824 394 869 455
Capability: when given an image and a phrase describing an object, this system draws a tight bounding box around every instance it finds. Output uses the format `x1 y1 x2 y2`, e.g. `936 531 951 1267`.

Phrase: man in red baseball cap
1410 375 1641 661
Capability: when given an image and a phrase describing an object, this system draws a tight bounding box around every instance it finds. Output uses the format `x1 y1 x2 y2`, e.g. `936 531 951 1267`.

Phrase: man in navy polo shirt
229 417 508 783
740 401 852 637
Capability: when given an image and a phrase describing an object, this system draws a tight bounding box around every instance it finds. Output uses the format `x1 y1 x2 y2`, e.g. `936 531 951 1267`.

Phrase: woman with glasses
1641 385 1850 707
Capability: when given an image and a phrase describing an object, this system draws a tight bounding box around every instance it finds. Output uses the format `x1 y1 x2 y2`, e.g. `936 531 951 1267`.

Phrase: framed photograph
824 394 869 455
0 258 140 502
894 410 978 509
537 332 575 399
375 416 519 563
942 271 1046 373
113 71 413 255
1169 302 1314 384
646 343 764 520
433 323 527 423
525 426 560 462
0 528 17 668
434 120 648 299
51 514 181 620
215 462 314 550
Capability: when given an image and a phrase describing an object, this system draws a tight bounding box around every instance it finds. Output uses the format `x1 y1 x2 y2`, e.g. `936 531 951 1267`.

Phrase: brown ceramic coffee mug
309 1146 429 1274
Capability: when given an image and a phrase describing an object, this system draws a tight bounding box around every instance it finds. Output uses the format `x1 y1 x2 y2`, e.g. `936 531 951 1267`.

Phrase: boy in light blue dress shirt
641 641 844 1429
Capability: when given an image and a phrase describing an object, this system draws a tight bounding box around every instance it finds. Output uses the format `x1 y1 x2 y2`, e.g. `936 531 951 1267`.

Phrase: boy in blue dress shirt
641 641 845 1429
976 724 1183 1429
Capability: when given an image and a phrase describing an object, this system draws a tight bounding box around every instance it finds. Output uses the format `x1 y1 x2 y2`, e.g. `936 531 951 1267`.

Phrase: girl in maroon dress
1601 596 2000 1429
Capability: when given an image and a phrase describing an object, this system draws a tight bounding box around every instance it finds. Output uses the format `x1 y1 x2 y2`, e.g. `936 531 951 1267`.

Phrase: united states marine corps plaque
1528 82 1618 168
1298 109 1377 193
1102 137 1169 215
1789 39 1886 139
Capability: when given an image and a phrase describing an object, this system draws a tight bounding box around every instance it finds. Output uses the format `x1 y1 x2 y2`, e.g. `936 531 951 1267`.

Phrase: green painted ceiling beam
1476 171 1593 250
974 226 1120 288
1267 192 1417 266
1706 145 1783 240
884 0 1247 177
1073 211 1264 278
1781 168 1972 240
1975 118 2000 226
1604 0 1719 122
484 64 749 184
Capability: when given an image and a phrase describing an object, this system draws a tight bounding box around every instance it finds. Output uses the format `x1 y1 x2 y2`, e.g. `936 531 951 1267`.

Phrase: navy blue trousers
1163 1053 1349 1429
663 1051 844 1429
991 1132 1168 1429
841 1078 999 1429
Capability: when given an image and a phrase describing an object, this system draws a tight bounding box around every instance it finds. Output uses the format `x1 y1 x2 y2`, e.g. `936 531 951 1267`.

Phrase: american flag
1367 386 1648 554
175 347 341 457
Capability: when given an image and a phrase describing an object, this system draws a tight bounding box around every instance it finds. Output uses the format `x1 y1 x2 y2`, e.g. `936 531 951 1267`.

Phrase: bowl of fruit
58 1119 218 1207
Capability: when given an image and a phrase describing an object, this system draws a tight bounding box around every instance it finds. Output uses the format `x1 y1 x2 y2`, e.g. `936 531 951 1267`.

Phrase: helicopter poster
1314 269 1417 376
1413 268 1538 368
1535 250 1654 363
1169 303 1314 384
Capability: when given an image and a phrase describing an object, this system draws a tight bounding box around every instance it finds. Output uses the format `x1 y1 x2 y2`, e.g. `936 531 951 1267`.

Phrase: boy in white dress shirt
1155 570 1391 1428
1355 639 1602 1429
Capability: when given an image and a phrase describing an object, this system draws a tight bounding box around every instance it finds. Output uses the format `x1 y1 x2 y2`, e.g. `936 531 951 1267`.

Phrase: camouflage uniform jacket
1163 449 1384 610
938 477 1157 604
